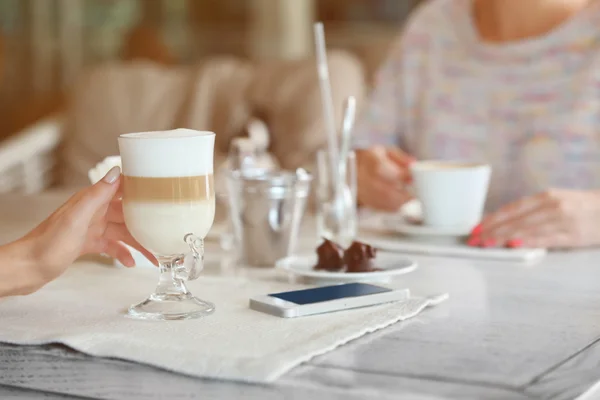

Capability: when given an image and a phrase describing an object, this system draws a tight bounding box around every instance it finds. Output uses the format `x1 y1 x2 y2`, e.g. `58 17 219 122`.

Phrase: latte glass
118 129 216 320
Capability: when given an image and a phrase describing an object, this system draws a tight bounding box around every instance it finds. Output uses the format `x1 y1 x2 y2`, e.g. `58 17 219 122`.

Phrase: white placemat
0 263 441 382
359 212 547 263
361 236 547 263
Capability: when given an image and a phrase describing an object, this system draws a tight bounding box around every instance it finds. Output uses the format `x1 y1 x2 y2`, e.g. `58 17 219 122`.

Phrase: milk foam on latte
118 129 215 256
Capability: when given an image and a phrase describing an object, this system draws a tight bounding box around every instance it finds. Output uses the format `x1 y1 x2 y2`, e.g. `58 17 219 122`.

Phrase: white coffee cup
410 161 491 229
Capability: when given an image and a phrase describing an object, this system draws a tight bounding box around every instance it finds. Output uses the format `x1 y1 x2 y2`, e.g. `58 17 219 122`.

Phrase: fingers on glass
104 222 156 264
104 241 135 267
106 200 125 224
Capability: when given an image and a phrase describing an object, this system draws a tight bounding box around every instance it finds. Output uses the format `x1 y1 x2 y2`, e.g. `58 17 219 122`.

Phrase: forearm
585 190 600 221
0 239 42 298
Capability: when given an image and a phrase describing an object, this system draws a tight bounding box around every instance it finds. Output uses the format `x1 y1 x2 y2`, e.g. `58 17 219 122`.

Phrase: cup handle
172 233 205 281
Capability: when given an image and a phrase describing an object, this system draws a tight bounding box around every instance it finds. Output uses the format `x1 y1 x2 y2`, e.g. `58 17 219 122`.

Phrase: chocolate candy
314 238 345 271
343 241 378 273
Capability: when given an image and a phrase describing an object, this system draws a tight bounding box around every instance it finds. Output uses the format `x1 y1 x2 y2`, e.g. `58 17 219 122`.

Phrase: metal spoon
329 96 357 245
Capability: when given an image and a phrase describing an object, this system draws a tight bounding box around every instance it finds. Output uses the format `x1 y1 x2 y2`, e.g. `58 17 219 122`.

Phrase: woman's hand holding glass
356 146 415 212
471 189 600 249
28 167 155 271
0 167 155 298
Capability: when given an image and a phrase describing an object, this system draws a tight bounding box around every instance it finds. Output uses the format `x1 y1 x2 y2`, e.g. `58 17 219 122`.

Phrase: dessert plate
276 252 417 283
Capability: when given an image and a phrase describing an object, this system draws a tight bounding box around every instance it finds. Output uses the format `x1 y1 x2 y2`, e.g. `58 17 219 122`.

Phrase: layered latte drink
118 129 215 256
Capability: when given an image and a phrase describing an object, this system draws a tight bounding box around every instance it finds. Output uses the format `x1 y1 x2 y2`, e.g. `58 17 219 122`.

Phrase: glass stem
154 256 189 297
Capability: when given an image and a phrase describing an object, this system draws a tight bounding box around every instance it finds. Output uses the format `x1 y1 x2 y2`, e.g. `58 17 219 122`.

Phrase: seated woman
355 0 600 249
0 167 154 298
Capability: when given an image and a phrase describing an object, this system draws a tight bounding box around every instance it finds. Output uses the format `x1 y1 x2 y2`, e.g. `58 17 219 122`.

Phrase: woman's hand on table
469 189 600 249
0 167 155 297
356 146 415 212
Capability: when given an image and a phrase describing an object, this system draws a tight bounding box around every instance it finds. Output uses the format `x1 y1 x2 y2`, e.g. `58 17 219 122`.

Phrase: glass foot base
127 293 215 321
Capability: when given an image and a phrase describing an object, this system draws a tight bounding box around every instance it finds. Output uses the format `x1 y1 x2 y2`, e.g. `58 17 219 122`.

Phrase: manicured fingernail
470 224 482 236
102 166 121 184
402 157 416 167
467 237 481 247
506 239 523 248
481 238 497 248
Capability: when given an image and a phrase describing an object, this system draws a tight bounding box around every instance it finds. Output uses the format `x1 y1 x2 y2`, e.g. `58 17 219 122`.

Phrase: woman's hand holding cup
356 146 415 212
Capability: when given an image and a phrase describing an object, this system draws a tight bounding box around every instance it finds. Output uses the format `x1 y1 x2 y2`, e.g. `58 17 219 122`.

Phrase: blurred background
0 0 424 196
0 0 422 141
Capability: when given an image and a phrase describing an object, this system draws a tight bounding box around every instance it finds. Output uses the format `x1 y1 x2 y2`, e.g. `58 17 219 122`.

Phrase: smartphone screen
269 283 392 305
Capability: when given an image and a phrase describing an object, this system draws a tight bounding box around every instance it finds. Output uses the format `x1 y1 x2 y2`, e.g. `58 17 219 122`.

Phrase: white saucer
276 252 417 283
384 215 472 237
383 200 473 237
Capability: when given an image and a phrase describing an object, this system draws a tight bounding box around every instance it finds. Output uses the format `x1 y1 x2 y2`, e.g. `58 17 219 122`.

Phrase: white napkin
88 156 122 184
0 263 446 382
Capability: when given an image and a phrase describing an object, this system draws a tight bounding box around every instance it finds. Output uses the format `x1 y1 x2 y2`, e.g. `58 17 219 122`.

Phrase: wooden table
1 191 600 400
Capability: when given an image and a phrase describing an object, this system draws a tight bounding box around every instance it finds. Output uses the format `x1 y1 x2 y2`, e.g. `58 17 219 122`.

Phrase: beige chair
247 50 365 171
0 51 366 193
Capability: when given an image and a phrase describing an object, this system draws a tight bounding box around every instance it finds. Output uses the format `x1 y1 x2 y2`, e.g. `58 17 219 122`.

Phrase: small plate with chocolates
275 239 417 283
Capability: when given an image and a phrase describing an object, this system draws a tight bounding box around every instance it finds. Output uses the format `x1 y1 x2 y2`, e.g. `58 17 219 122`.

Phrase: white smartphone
249 283 410 318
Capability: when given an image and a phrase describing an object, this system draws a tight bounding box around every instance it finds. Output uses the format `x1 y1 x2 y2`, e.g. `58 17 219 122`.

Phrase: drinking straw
338 96 357 190
313 22 340 186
